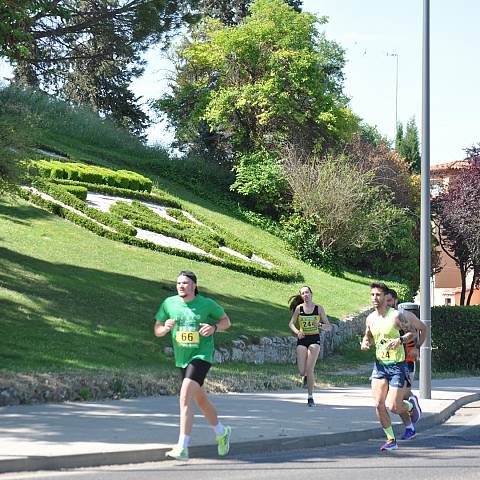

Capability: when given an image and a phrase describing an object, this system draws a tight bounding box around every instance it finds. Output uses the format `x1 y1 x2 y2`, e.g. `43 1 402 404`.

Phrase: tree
202 0 301 25
345 133 416 211
281 144 418 280
395 117 421 173
156 0 359 163
2 1 199 134
395 121 404 152
432 161 480 305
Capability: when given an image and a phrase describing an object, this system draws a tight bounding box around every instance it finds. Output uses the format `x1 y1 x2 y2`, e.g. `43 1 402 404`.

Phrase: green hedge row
21 188 302 282
47 178 181 208
32 179 136 236
166 207 254 258
30 159 153 192
19 189 124 240
57 184 88 201
110 201 235 254
432 306 480 371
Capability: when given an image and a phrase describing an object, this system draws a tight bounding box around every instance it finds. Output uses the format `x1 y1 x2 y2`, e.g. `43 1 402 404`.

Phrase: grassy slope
1 98 378 376
0 191 374 373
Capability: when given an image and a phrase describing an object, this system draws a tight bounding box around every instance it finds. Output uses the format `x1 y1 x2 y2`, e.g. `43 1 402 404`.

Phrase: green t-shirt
155 294 225 368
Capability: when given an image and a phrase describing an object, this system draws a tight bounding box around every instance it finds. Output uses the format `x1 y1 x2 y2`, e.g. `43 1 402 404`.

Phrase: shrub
431 306 480 371
46 178 181 208
231 149 290 217
32 160 153 192
57 184 88 201
31 179 136 236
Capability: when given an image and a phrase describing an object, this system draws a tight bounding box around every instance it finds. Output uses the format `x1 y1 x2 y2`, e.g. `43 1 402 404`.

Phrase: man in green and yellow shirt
361 282 420 451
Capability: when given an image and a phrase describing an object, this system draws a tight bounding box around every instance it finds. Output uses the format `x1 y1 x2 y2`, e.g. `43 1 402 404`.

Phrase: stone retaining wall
165 306 371 364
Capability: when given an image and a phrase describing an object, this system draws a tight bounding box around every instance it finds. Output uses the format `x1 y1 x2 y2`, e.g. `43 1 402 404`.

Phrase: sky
2 0 478 164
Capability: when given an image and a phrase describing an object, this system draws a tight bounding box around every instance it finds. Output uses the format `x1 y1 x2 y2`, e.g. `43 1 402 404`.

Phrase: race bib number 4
176 331 200 346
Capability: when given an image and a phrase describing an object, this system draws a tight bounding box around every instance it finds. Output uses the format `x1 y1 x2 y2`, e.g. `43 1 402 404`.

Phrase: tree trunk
466 268 479 305
460 265 467 306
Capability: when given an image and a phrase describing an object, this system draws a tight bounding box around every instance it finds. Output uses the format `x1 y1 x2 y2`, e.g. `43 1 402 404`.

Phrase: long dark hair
288 286 312 312
179 270 198 295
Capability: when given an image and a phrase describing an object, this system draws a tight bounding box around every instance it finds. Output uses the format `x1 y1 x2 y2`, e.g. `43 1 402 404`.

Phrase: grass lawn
0 192 376 375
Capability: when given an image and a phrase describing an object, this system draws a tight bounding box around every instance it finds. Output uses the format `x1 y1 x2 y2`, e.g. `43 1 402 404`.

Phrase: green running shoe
216 425 232 456
165 446 189 461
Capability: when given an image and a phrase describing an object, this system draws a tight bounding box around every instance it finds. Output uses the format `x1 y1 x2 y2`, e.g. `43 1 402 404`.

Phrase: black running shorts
179 358 212 386
297 334 321 348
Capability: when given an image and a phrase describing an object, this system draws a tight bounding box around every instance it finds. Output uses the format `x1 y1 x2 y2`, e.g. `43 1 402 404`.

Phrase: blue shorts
371 360 408 388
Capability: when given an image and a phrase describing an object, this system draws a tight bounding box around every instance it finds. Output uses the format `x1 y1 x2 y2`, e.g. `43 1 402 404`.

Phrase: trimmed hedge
111 202 241 255
30 159 153 192
57 184 88 201
432 306 480 370
47 178 181 208
166 207 254 258
21 187 302 282
31 179 136 236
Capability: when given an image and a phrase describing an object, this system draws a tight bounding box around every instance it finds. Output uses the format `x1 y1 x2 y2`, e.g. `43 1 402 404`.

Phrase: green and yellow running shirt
155 294 225 368
370 307 405 365
298 305 320 335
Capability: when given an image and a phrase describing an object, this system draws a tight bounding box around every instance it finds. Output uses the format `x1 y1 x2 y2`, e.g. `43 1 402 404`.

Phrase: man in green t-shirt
154 270 232 461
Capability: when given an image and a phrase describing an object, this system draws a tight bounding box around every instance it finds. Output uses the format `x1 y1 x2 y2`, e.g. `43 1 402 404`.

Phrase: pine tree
395 117 421 173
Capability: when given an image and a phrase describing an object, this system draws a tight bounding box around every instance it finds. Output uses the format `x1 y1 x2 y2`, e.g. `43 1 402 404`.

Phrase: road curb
2 392 480 474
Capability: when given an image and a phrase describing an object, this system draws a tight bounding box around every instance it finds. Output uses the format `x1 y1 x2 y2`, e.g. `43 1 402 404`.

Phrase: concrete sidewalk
1 377 480 473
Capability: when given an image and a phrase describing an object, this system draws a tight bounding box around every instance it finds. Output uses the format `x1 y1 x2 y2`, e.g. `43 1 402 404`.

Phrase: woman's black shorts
179 358 211 386
297 334 321 348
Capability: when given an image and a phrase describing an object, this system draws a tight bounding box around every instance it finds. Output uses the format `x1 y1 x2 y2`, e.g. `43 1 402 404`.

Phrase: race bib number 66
176 331 200 346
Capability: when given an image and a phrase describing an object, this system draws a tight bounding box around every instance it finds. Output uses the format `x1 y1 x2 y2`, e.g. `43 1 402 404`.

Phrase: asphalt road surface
3 401 480 480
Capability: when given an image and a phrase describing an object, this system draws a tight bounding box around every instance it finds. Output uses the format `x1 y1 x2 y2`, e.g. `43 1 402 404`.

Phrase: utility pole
419 0 432 400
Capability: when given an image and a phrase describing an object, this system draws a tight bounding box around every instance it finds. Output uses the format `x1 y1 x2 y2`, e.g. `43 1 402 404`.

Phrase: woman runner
289 286 332 406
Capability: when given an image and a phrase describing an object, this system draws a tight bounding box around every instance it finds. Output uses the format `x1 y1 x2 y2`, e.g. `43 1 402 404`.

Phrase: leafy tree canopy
156 0 359 163
202 0 302 26
1 1 199 135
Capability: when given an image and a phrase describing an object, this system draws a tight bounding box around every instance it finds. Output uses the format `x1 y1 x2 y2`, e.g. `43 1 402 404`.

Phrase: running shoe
165 446 189 461
216 425 231 456
307 397 315 407
380 439 398 451
409 395 422 423
400 427 416 440
302 376 308 388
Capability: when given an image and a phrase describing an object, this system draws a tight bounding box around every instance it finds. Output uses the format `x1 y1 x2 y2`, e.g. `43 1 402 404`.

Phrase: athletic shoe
307 397 315 407
410 395 422 414
216 425 231 456
165 446 189 461
409 395 422 424
380 439 398 451
400 427 416 440
302 376 308 388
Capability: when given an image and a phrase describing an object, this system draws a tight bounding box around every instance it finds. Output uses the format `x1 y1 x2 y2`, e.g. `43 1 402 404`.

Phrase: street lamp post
387 52 399 134
419 0 432 400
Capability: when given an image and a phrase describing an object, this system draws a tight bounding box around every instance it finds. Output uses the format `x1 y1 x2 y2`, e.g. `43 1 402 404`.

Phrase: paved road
3 401 480 480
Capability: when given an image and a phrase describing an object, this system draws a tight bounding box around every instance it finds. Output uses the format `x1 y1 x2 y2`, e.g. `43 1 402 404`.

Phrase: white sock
405 421 414 430
178 433 190 449
214 422 225 436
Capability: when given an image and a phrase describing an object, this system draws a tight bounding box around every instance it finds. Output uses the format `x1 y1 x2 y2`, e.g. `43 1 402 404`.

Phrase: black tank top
298 305 320 335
